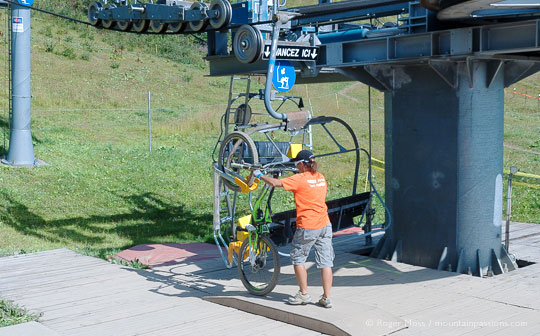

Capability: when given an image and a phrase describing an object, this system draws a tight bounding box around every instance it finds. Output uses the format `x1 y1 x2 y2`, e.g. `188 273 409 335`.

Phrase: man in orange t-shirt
253 150 334 308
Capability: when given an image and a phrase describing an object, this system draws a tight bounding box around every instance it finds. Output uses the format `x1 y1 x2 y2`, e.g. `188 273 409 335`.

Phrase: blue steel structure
87 0 540 277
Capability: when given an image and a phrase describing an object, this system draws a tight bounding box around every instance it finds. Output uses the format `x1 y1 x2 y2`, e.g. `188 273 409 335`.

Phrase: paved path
1 223 539 335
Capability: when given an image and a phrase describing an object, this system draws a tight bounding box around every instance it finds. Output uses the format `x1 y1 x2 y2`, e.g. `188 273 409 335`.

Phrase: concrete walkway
1 222 539 335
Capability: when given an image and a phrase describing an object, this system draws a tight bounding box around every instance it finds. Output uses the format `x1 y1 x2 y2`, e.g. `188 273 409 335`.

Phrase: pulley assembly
233 25 263 64
88 0 232 33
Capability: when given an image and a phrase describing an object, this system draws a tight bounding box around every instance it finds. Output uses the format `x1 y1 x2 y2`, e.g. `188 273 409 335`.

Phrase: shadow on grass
0 192 213 254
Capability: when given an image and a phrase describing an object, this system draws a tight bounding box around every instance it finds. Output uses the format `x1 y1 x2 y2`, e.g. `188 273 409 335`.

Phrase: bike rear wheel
218 131 259 192
237 234 280 296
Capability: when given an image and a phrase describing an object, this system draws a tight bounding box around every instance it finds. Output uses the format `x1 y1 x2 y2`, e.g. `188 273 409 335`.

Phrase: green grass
0 7 225 258
0 299 39 327
0 1 537 261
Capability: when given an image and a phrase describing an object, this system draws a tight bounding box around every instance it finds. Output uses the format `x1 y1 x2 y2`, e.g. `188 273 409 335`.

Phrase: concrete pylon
2 4 44 167
366 59 540 276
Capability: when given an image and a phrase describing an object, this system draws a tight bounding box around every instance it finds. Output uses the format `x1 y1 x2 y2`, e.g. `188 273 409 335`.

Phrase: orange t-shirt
281 171 330 230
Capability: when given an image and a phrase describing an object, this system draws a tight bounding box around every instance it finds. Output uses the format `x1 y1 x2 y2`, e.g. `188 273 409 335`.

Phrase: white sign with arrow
262 45 319 61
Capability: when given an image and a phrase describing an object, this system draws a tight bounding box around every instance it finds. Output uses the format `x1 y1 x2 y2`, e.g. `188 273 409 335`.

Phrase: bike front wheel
237 234 280 296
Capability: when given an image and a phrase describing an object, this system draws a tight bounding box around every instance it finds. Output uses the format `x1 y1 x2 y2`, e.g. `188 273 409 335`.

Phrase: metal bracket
437 246 449 270
477 249 486 278
391 240 402 262
486 59 504 88
466 57 474 88
336 67 388 92
363 65 394 91
490 248 504 275
456 248 465 274
503 60 540 87
428 60 457 89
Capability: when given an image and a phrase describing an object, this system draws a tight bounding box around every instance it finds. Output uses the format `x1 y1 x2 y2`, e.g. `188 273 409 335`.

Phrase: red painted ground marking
113 243 224 267
333 226 364 237
114 227 364 267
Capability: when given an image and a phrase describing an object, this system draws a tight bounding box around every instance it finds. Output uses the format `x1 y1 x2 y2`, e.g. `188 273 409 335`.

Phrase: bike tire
237 234 280 296
218 131 259 192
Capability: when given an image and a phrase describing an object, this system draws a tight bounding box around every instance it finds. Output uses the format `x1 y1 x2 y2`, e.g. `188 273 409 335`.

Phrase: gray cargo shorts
290 223 334 269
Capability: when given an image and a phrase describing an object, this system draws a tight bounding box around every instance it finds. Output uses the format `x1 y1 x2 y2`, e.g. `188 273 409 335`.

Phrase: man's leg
291 228 315 296
294 264 308 294
314 224 334 299
320 267 333 299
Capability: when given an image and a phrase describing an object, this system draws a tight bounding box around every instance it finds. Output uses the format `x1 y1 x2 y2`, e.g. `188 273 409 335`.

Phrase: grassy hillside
0 2 537 260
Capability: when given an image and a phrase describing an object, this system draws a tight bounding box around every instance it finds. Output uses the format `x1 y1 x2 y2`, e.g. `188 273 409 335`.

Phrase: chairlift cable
2 0 273 36
2 0 94 26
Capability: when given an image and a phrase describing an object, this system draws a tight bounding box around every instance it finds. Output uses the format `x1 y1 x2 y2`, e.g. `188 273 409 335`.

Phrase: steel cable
2 0 94 25
1 0 271 41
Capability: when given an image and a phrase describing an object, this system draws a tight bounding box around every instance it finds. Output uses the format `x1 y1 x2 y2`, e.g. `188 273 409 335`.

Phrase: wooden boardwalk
0 249 320 336
0 222 539 335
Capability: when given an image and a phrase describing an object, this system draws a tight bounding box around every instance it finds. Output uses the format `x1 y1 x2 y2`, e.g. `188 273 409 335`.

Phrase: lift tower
3 0 39 167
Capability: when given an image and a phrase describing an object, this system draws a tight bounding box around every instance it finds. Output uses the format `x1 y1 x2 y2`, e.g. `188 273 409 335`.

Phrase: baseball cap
293 150 314 163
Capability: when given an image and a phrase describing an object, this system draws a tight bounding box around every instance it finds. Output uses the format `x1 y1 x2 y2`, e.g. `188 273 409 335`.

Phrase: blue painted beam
208 18 540 77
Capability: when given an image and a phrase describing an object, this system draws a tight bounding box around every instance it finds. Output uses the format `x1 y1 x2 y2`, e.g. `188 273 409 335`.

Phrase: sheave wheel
150 20 168 33
209 0 232 30
88 2 103 27
189 2 209 32
132 19 150 33
116 20 132 31
233 25 263 64
101 4 116 29
169 21 187 33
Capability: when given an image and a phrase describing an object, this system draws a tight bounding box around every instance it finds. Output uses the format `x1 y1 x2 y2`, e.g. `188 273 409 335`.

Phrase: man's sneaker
288 291 311 305
317 296 332 308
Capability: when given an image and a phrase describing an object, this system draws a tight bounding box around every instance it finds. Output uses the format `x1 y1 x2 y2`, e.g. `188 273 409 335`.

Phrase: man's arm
260 175 283 188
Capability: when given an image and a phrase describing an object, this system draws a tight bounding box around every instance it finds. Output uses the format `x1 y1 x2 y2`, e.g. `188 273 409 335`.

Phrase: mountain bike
237 183 281 296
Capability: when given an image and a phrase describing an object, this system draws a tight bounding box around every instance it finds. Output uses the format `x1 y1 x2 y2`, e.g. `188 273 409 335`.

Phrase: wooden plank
27 281 166 315
0 260 107 281
478 310 540 336
0 268 139 300
1 252 103 269
508 223 539 231
137 311 255 336
0 263 130 292
434 304 525 336
0 248 75 259
369 290 464 317
45 297 209 329
0 249 81 266
14 275 166 311
5 274 152 308
0 321 60 336
143 310 323 336
151 258 230 275
60 302 248 336
0 255 106 279
42 290 192 322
